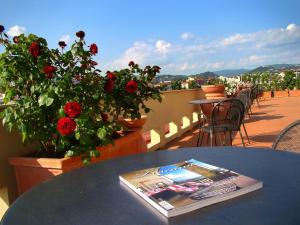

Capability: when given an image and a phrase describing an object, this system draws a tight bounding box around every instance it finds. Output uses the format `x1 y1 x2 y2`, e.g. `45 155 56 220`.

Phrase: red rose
58 41 67 48
128 61 135 67
43 65 56 79
106 71 116 81
101 113 109 122
76 31 85 39
43 65 56 74
13 36 19 44
126 80 138 93
90 43 98 55
57 117 76 136
105 79 114 92
28 42 39 58
64 101 81 118
0 25 4 33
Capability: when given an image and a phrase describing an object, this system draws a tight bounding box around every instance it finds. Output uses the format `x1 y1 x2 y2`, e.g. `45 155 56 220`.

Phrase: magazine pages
119 159 263 217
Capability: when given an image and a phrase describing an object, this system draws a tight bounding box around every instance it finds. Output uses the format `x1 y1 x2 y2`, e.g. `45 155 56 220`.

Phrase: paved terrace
163 96 300 150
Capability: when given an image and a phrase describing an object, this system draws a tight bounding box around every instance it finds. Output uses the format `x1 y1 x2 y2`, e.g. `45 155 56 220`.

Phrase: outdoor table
2 147 300 225
189 98 226 120
189 98 226 105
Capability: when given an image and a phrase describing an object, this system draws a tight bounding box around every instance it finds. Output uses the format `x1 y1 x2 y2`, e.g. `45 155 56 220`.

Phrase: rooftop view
0 0 300 224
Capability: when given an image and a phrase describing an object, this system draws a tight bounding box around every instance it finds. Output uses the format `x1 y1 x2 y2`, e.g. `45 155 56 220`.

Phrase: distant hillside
190 71 218 79
153 71 218 84
213 69 249 76
248 64 300 73
153 75 186 83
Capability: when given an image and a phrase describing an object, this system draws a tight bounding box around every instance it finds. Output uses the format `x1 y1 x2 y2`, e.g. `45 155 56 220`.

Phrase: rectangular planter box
9 129 147 195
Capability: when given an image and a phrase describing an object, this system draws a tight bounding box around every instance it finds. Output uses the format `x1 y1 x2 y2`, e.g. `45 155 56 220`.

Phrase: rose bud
0 25 4 33
89 60 98 66
153 66 161 73
13 36 19 44
76 31 85 39
58 41 67 48
128 61 135 67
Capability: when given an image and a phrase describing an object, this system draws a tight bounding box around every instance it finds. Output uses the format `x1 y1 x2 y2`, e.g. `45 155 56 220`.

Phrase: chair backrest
236 93 248 110
211 99 244 130
273 120 300 153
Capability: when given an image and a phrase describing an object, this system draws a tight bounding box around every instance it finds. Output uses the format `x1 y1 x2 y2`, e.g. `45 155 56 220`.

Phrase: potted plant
201 78 225 99
0 26 161 194
102 61 162 129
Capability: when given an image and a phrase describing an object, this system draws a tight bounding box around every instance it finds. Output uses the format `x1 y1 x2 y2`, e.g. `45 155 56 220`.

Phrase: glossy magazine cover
120 159 262 216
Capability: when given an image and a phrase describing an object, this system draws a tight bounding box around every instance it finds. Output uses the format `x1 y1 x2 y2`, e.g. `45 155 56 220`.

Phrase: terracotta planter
118 115 147 129
201 85 225 99
9 129 147 195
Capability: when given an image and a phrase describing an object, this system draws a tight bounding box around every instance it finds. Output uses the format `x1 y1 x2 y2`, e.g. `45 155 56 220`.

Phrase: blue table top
2 147 300 225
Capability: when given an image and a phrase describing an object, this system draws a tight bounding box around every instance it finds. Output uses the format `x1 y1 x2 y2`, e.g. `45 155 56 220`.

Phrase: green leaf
38 94 47 106
89 150 100 158
79 134 91 145
75 132 80 140
82 157 90 166
45 97 54 106
97 128 107 140
65 150 75 157
21 132 27 142
7 123 13 132
30 86 34 93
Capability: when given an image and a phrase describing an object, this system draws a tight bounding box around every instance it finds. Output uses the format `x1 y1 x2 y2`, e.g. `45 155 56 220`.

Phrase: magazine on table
119 159 263 218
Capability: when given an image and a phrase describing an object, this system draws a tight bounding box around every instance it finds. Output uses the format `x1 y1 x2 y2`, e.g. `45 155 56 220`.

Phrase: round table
2 147 300 225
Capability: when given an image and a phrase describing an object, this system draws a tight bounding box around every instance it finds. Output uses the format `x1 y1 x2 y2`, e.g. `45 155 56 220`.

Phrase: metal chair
272 120 300 153
236 94 251 144
197 99 245 147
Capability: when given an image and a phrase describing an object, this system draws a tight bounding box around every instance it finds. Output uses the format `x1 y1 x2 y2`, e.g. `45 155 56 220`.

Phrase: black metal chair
236 94 251 144
272 120 300 153
197 99 245 147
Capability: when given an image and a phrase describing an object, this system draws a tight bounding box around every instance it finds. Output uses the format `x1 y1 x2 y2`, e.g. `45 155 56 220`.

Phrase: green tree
281 71 296 90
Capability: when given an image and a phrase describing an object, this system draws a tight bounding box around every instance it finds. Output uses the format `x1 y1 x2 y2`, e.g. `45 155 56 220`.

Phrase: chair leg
242 122 250 144
197 129 201 146
214 133 217 146
256 98 260 107
210 130 213 147
239 130 245 147
218 133 223 146
249 107 253 114
229 131 232 146
197 131 204 147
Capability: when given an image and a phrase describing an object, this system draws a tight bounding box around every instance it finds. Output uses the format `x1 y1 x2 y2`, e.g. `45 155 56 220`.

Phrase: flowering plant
0 27 119 163
0 26 162 162
102 61 162 121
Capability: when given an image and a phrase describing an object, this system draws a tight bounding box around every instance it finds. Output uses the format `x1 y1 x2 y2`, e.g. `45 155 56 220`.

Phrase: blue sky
2 0 300 74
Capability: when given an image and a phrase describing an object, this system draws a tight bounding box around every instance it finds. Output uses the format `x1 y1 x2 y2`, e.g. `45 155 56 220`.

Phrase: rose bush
0 25 162 163
102 61 162 120
0 27 119 163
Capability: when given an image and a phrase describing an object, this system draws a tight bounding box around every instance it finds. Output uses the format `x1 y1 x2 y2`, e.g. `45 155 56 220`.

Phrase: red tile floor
163 96 300 150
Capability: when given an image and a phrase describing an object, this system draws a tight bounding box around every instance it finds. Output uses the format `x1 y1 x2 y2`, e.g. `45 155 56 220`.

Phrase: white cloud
181 32 195 40
286 23 297 32
106 24 300 74
59 34 71 43
155 40 171 54
220 34 250 46
7 25 26 37
111 41 153 69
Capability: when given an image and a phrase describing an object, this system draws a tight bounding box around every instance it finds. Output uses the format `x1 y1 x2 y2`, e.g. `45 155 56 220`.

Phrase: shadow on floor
244 114 284 123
